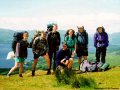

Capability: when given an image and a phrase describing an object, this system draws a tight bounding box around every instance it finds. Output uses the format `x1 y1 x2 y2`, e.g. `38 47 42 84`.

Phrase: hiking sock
32 70 35 76
7 73 11 77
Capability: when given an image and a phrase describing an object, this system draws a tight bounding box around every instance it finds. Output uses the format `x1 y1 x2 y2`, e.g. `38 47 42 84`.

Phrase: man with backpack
94 26 109 64
76 26 89 70
47 23 61 73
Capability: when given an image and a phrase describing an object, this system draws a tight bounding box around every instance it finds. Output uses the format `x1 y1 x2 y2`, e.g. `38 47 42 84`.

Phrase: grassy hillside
0 67 120 90
0 52 120 90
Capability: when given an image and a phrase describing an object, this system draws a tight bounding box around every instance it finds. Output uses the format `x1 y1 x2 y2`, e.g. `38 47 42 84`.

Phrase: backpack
76 31 88 46
47 24 53 32
80 60 97 72
64 30 76 48
29 31 41 48
12 32 23 53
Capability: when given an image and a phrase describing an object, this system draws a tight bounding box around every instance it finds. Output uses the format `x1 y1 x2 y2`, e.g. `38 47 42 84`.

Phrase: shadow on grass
55 68 97 88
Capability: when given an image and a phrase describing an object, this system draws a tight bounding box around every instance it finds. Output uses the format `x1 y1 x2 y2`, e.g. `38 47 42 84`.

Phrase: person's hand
73 50 76 54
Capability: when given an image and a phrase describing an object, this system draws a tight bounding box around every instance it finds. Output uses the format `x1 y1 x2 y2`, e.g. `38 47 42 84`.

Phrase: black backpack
29 31 41 48
76 31 88 46
47 24 53 32
12 32 23 52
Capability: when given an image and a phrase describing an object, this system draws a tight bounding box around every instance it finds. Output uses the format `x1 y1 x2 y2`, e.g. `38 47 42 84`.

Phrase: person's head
68 29 74 36
62 42 67 50
40 31 46 39
77 26 84 33
97 26 105 33
52 24 58 32
23 31 29 41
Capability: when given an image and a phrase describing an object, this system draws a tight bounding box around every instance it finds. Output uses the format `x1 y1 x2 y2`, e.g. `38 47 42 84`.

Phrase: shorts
15 57 25 63
33 51 46 59
76 46 88 57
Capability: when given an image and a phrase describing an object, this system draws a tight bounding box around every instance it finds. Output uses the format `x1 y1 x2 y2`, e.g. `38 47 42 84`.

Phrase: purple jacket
94 32 109 48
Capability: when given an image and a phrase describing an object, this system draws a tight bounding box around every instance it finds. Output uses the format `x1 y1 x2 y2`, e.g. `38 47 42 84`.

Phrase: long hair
65 29 75 40
97 26 105 32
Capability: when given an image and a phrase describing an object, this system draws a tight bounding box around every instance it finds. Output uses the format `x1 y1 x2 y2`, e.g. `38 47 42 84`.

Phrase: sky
0 0 120 34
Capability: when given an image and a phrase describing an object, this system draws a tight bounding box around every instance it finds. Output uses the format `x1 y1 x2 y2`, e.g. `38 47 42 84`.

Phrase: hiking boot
32 70 35 76
46 69 51 75
47 71 51 75
78 64 80 70
19 74 23 77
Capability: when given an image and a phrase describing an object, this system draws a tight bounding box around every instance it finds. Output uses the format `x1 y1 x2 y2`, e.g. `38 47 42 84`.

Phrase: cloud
0 12 120 33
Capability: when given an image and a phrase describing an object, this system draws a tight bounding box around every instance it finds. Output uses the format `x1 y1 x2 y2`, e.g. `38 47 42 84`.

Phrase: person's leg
68 58 73 69
83 56 87 60
78 56 82 70
96 47 101 63
43 53 51 74
32 58 38 76
53 50 57 72
48 49 53 71
83 47 88 61
7 62 19 76
101 47 106 63
19 63 24 77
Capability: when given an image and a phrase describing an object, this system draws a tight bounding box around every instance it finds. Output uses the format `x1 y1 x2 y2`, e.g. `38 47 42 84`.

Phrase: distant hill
0 28 36 43
109 32 120 45
0 28 120 46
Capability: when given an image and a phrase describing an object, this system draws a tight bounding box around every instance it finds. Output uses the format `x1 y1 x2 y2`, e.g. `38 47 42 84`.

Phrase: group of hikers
7 23 109 77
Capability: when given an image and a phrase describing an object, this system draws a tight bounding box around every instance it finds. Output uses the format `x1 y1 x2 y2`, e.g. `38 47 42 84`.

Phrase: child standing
7 31 29 77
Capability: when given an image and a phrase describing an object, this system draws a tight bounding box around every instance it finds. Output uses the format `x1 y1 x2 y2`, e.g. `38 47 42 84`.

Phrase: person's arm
105 33 109 47
85 32 88 46
73 37 77 54
61 59 69 66
16 42 20 57
32 37 39 52
58 32 61 46
47 32 51 46
94 33 97 48
46 40 49 52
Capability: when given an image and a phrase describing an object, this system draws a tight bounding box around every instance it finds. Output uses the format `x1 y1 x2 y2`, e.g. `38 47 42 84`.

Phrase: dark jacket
56 48 71 66
94 32 109 48
47 31 61 48
32 37 49 55
15 40 29 58
76 30 88 47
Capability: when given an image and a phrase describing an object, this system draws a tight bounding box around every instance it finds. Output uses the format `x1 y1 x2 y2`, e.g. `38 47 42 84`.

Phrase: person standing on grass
76 26 89 70
94 26 109 64
32 31 51 76
7 31 29 77
47 24 61 73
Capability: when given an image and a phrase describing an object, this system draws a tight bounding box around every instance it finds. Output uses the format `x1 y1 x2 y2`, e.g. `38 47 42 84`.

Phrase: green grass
0 67 120 90
0 53 120 90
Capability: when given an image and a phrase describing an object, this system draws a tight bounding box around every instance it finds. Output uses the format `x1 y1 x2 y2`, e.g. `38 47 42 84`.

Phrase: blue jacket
56 48 71 66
